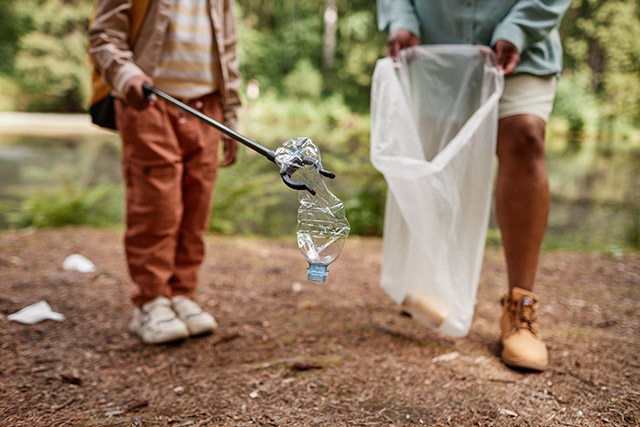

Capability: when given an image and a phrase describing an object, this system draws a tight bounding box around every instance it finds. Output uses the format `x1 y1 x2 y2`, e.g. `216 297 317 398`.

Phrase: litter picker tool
142 83 335 195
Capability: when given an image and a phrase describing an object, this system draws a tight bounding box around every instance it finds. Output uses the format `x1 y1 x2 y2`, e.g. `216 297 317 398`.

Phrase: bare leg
496 114 550 292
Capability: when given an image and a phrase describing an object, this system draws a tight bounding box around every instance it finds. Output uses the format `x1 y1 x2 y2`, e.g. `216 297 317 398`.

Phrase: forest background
0 0 639 249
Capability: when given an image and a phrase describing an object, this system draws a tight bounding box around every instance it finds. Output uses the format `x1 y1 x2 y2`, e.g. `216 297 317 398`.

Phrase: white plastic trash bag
370 45 504 338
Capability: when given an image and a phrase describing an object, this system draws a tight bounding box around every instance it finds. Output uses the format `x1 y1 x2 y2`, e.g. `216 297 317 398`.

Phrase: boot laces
506 295 539 336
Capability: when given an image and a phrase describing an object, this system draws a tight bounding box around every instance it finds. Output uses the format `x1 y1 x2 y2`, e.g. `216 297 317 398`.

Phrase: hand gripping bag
370 46 504 337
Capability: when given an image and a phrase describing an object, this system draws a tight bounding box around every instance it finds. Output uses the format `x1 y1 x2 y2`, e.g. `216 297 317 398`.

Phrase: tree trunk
323 0 337 70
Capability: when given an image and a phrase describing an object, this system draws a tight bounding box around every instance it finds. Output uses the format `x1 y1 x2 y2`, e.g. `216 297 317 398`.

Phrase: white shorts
498 74 557 122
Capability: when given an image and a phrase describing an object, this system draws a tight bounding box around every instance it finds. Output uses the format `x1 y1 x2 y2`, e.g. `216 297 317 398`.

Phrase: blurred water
0 131 638 249
544 146 640 250
0 133 122 227
488 144 640 250
0 134 121 196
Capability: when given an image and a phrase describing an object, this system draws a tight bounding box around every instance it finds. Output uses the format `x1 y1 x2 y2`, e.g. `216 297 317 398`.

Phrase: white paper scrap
499 408 519 418
62 254 96 273
432 351 460 363
8 301 65 324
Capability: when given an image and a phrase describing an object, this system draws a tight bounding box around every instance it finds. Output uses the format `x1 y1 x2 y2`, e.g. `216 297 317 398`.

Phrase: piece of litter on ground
62 254 96 273
292 282 303 293
7 301 65 324
499 408 518 417
173 386 184 395
249 390 259 399
432 351 460 363
105 409 124 417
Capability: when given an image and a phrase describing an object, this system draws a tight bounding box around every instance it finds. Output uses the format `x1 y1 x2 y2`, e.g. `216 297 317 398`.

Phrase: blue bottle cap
307 263 328 282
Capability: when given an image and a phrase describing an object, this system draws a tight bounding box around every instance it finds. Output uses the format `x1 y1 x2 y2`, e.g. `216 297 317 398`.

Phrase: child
88 0 241 344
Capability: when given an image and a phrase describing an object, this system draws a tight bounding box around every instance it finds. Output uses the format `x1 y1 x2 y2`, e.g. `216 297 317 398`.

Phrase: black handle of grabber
142 83 335 194
142 83 276 162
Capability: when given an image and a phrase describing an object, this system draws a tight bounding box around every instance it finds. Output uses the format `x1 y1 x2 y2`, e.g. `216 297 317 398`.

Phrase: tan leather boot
500 287 548 371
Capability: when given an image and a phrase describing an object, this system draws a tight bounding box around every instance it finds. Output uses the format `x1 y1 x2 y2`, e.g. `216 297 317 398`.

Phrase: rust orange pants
115 93 222 307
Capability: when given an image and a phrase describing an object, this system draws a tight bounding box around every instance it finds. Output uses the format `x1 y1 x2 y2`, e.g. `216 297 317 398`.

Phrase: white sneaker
171 296 217 336
130 296 189 344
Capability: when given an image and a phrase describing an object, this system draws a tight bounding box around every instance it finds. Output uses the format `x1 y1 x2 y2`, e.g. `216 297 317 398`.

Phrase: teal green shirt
378 0 571 76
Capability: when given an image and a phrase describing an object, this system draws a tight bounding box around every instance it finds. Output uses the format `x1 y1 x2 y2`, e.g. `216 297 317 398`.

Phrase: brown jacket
88 0 241 129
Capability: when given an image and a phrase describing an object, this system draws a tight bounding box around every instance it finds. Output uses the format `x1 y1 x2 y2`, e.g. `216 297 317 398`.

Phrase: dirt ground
0 227 638 426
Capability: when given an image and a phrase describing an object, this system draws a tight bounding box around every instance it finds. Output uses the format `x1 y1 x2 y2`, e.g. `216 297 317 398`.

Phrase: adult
379 0 571 371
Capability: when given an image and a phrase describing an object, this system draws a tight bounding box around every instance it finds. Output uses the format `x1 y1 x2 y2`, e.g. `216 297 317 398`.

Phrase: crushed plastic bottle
275 137 350 282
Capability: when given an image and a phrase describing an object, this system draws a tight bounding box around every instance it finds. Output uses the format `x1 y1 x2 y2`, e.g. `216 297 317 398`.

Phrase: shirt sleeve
88 0 147 98
220 0 241 130
490 0 571 53
377 0 421 37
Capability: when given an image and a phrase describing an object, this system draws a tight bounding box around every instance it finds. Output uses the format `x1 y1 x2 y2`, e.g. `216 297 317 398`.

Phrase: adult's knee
497 115 547 162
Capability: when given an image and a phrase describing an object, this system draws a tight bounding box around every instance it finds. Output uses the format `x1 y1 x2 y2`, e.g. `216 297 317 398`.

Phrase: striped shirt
153 0 220 99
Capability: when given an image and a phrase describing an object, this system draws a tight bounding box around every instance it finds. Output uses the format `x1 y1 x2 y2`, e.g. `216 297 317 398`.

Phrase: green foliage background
1 0 638 123
1 0 639 247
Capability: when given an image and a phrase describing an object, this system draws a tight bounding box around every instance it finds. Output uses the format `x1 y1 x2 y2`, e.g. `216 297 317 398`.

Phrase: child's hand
124 75 155 110
219 137 237 167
